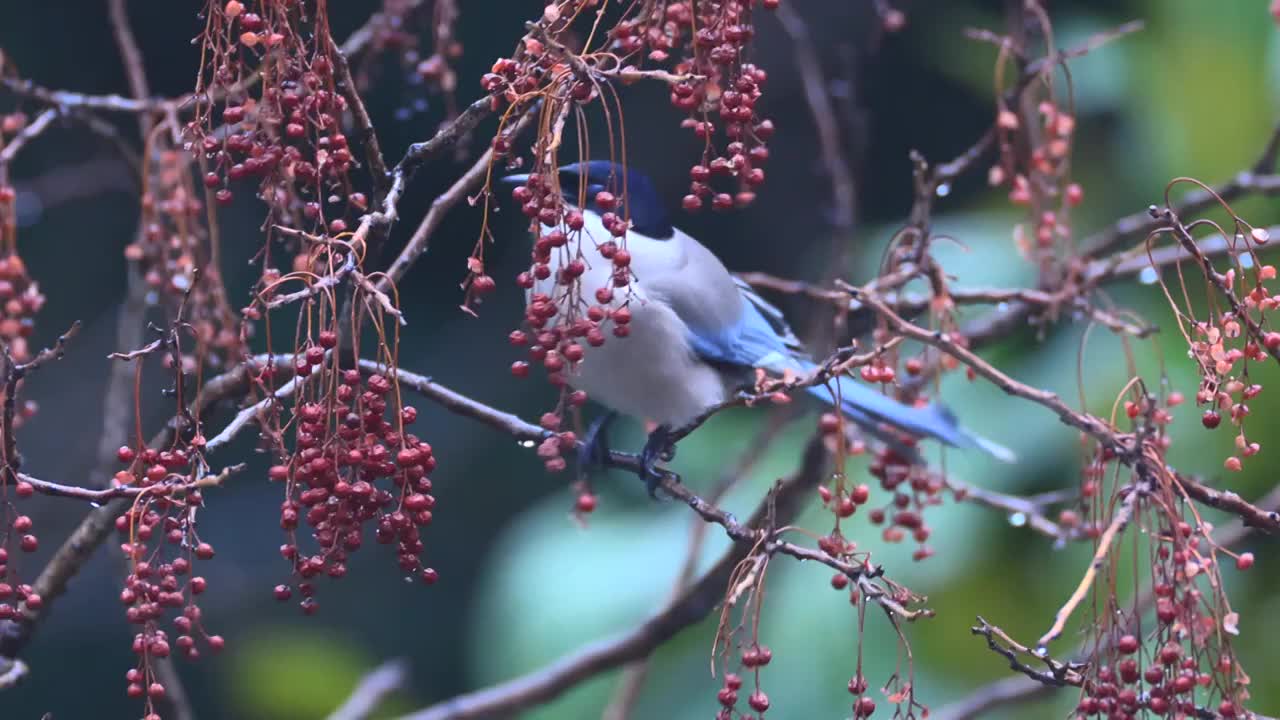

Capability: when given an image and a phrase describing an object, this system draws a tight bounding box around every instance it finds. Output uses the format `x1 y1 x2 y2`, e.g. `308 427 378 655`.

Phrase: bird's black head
502 160 674 239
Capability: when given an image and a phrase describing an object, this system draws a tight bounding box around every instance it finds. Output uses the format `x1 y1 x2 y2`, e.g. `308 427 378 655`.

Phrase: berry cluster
255 348 439 614
128 147 242 369
815 407 943 562
714 645 773 719
1181 225 1276 473
0 253 45 366
110 434 223 719
606 1 778 210
714 668 771 719
1069 406 1253 720
0 127 43 368
504 173 634 475
190 0 362 269
0 477 39 624
0 114 44 367
990 99 1084 255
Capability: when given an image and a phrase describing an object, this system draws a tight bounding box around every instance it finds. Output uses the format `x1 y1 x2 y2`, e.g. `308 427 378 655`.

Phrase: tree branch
327 659 409 720
397 434 831 720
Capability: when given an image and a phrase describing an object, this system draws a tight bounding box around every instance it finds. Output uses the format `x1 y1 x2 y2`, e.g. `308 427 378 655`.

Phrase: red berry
1236 552 1254 570
575 493 597 513
1065 183 1084 207
748 691 769 712
1117 634 1139 654
717 688 738 707
117 446 136 463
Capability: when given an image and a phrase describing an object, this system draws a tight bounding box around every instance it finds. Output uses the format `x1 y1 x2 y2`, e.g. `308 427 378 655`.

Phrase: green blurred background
2 1 1278 718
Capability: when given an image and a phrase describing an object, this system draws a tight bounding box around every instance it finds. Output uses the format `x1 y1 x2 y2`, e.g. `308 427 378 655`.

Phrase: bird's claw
577 411 618 475
639 425 676 498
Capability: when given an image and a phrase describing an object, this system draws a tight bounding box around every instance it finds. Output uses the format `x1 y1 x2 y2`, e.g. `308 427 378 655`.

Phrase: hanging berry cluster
0 254 43 368
0 113 45 368
505 167 626 480
101 335 224 720
0 472 39 626
988 86 1084 256
805 333 969 565
1072 471 1254 717
1147 200 1278 474
0 326 80 636
112 453 225 716
128 143 242 370
711 554 775 720
594 1 778 210
189 0 363 273
248 281 437 616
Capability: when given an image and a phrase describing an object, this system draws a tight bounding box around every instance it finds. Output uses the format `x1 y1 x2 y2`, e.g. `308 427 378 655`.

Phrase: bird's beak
498 172 530 187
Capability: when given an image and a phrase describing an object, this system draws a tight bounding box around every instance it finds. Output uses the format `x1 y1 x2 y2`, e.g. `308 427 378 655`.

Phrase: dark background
2 1 1278 718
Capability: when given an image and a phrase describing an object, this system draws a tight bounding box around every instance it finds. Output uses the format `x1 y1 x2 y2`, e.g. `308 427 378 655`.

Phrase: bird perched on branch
502 160 1013 496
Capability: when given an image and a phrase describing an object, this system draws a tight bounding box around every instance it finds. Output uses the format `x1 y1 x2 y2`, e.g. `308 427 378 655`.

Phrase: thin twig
330 30 390 196
0 76 172 114
339 0 429 58
383 107 537 289
16 464 242 502
1081 123 1280 261
0 109 59 165
326 659 410 720
1036 481 1146 648
947 476 1074 541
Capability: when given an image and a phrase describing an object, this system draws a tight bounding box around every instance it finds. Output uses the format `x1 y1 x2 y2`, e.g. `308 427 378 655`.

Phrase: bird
501 160 1013 495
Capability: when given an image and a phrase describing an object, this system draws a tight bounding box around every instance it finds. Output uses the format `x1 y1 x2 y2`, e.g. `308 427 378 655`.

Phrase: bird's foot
577 411 618 476
639 425 676 498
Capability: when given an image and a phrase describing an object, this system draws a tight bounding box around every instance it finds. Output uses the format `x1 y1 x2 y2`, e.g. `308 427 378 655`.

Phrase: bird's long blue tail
802 369 1015 463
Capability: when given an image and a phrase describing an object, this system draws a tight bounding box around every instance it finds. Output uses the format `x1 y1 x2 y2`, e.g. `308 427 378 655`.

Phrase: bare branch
1081 123 1280 261
327 659 410 720
0 109 59 165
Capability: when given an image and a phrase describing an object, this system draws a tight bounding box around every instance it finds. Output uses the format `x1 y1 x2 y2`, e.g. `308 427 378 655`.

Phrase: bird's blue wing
684 277 807 372
684 279 1016 462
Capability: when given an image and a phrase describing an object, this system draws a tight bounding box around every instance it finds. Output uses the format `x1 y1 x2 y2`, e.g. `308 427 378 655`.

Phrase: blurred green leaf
229 629 377 720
